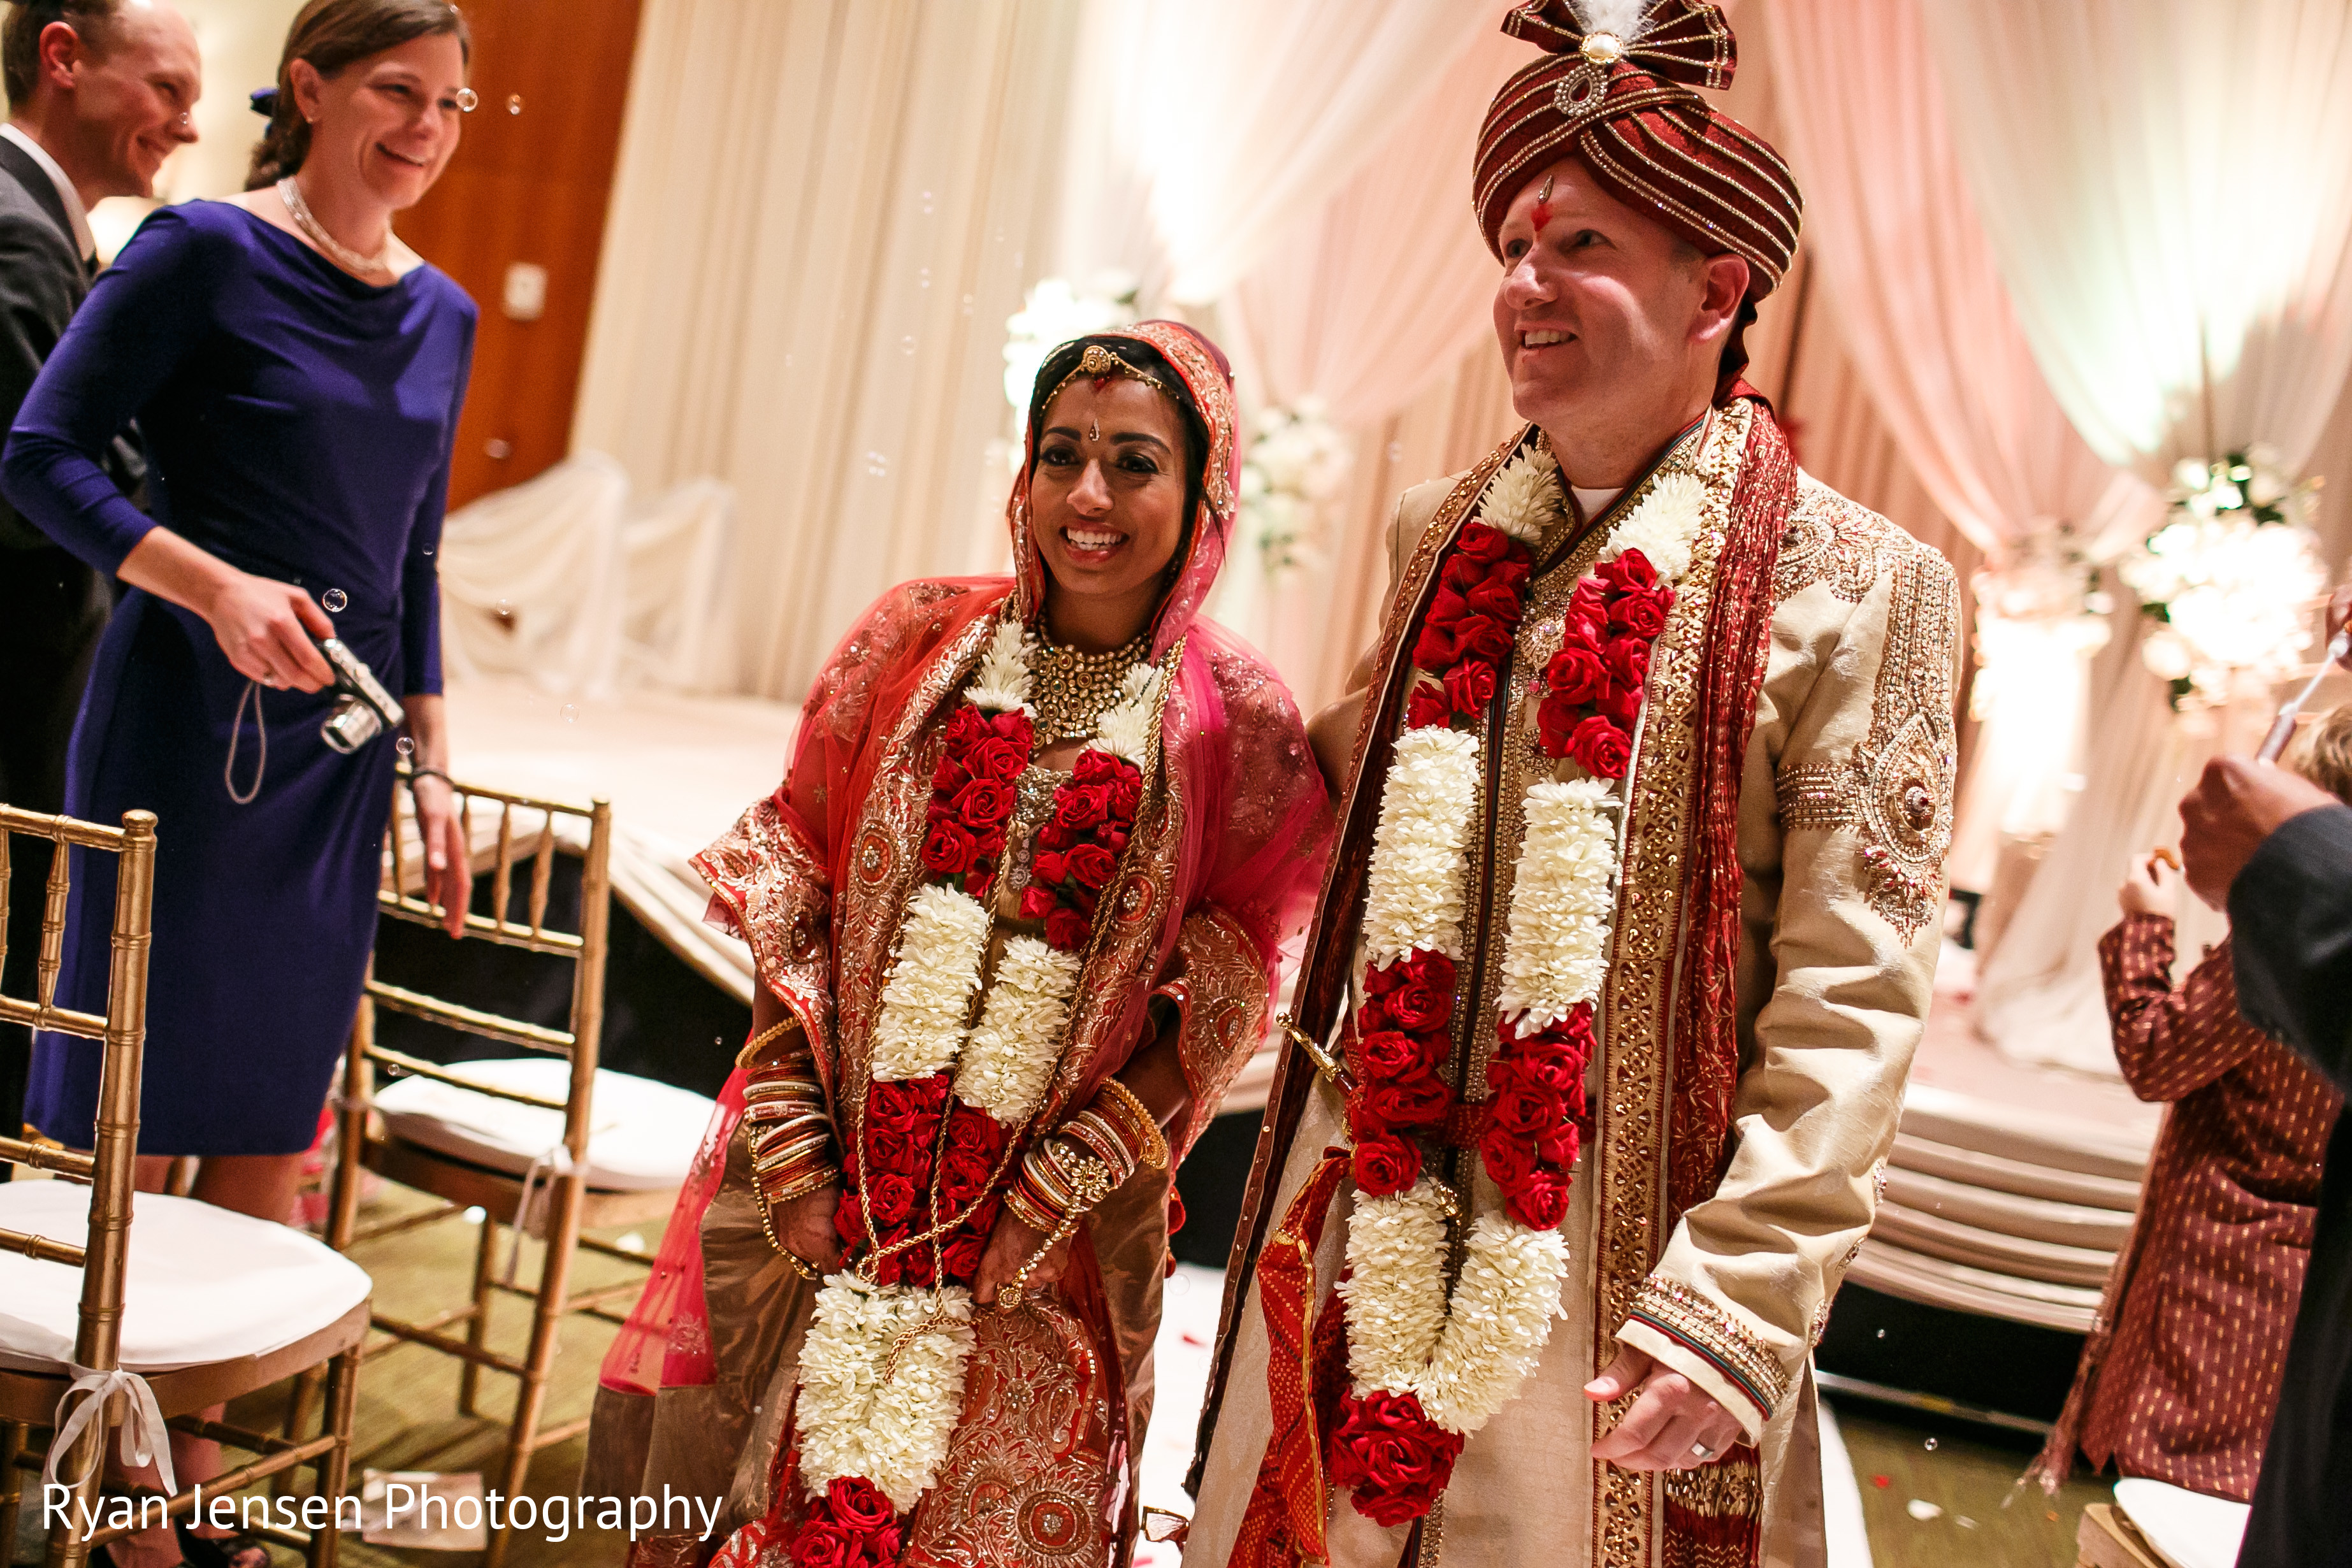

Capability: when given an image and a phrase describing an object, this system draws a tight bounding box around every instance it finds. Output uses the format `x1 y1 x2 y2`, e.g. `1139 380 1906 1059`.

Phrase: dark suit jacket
2232 803 2352 1566
0 134 138 550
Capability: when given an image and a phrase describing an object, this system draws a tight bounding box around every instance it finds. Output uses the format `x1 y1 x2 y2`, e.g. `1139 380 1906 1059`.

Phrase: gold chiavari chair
0 805 370 1568
321 774 698 1568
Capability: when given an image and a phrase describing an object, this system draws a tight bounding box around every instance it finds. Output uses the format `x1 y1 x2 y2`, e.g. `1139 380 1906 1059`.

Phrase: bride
585 322 1332 1568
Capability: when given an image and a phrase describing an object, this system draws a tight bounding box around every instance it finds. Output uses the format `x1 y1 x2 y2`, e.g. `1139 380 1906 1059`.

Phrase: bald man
0 0 196 1168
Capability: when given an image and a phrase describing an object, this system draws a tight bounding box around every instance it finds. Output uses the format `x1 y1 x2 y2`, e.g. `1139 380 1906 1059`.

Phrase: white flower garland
1339 456 1709 1442
1336 1181 1452 1392
1479 445 1562 547
1492 780 1620 1032
967 617 1034 714
1598 469 1704 580
1093 663 1164 769
953 935 1084 1125
794 1277 977 1509
867 882 992 1082
1360 727 1482 968
1417 1216 1571 1432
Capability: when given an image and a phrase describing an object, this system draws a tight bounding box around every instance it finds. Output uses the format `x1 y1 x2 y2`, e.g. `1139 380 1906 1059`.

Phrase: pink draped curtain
1762 0 2148 903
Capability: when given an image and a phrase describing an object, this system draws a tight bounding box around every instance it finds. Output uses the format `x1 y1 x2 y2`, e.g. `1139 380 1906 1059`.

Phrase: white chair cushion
373 1058 714 1191
2113 1478 2251 1568
0 1182 372 1374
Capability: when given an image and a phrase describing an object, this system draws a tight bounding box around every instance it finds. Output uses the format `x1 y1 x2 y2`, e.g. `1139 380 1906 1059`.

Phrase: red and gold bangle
1006 1079 1171 1235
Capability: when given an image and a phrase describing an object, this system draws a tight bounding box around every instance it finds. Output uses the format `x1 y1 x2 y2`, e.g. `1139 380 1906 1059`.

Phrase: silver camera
314 637 405 754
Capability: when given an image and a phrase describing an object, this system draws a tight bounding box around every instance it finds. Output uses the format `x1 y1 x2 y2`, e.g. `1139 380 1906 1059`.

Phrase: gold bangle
765 1165 841 1206
1095 1078 1170 1172
735 1014 804 1069
753 1183 825 1281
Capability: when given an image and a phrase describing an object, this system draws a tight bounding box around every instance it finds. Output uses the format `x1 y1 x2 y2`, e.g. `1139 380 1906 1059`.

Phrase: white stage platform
442 677 798 1006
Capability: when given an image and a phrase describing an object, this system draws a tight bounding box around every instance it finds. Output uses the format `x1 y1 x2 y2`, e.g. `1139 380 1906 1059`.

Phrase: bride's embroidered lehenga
583 322 1332 1568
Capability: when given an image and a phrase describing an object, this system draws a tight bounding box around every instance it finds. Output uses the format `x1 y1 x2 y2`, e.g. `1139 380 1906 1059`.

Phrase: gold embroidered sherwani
1187 408 1958 1567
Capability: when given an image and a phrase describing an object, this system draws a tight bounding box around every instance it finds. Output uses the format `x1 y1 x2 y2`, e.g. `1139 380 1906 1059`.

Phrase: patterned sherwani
1187 403 1959 1567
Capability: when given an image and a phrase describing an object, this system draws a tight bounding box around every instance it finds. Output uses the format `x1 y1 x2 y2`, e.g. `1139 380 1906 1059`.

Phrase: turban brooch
1474 0 1801 300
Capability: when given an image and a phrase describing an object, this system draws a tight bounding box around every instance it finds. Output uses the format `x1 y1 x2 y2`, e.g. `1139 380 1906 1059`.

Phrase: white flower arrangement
1598 470 1706 581
1477 446 1564 547
1093 663 1163 770
2119 449 2327 711
1360 726 1482 967
868 884 992 1082
1238 398 1353 578
1492 780 1620 1032
1002 273 1138 414
794 1277 976 1509
953 935 1083 1126
967 615 1034 715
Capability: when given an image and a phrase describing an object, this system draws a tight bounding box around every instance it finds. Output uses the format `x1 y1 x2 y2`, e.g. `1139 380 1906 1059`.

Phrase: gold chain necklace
278 176 395 276
1030 632 1149 744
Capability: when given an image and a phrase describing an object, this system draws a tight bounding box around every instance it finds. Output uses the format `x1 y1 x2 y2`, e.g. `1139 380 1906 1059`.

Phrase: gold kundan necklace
1030 631 1150 744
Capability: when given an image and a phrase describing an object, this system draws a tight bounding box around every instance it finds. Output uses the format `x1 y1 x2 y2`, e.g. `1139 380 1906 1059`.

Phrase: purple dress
6 201 475 1156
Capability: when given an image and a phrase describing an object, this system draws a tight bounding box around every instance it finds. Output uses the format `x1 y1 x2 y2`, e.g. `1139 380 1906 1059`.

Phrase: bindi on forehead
1530 171 1555 234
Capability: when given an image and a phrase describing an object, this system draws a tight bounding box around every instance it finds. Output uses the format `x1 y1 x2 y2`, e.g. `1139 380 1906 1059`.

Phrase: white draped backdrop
456 0 2352 1079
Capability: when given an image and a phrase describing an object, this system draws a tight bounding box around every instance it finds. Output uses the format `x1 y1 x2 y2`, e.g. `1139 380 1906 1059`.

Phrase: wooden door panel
397 0 644 507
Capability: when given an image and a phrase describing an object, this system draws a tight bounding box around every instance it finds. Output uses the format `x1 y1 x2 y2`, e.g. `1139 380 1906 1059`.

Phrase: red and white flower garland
1330 456 1710 1526
776 613 1160 1564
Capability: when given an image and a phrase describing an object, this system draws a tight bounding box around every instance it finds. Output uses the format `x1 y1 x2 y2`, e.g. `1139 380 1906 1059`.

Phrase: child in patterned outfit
2031 703 2352 1499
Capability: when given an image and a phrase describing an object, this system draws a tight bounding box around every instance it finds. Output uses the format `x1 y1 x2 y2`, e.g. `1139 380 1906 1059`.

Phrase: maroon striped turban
1475 1 1801 301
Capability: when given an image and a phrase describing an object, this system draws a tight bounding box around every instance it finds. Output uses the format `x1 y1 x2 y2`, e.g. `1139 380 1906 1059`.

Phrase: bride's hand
776 1181 846 1275
973 1209 1069 1305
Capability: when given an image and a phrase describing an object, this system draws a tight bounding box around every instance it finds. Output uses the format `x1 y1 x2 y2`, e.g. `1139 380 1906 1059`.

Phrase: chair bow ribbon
1503 0 1738 90
45 1364 176 1497
504 1142 581 1284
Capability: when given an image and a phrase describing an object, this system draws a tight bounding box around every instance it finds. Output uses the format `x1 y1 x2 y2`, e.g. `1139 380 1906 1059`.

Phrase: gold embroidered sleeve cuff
693 795 837 1036
1617 1276 1789 1442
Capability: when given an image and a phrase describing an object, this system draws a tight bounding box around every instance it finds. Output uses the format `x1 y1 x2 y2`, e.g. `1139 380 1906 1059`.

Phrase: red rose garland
1018 748 1146 952
1329 515 1534 1518
1331 515 1685 1525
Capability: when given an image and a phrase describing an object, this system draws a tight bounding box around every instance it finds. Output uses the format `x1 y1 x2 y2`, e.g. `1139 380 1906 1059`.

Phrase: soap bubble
396 737 415 758
866 450 890 478
559 704 578 724
322 588 348 612
900 335 917 356
507 94 524 115
1923 1438 1938 1451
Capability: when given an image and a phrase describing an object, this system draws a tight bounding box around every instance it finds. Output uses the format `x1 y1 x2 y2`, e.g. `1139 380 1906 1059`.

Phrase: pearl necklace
278 176 395 277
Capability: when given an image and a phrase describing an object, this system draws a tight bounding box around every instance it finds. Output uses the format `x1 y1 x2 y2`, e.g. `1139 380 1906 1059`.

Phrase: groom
1185 4 1956 1565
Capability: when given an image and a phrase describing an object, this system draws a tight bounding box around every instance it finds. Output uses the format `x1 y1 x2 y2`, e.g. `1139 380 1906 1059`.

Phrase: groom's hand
1585 1346 1744 1471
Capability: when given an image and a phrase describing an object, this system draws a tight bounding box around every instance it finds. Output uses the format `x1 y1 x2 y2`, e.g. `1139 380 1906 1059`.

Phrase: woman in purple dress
8 0 476 1255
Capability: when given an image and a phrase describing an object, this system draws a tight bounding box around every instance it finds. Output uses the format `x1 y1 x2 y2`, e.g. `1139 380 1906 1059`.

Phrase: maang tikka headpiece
1048 343 1172 421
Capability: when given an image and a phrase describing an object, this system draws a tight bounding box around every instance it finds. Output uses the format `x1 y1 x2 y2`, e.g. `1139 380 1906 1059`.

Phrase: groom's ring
1689 1441 1717 1462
